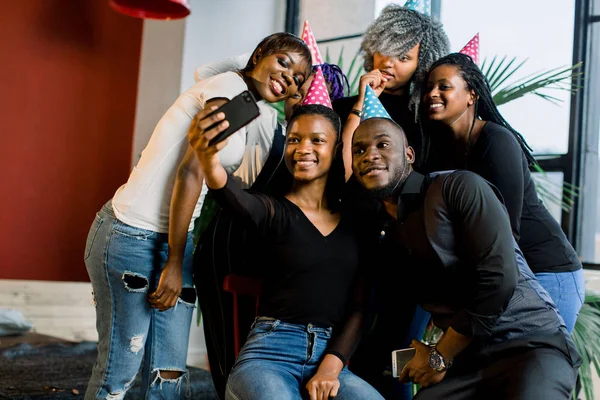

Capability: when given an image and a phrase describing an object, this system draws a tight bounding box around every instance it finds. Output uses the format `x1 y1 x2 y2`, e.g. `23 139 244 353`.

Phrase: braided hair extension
361 4 450 117
426 53 537 166
319 63 351 100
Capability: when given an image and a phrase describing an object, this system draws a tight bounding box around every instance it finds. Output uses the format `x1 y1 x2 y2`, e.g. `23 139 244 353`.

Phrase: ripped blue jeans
84 201 195 400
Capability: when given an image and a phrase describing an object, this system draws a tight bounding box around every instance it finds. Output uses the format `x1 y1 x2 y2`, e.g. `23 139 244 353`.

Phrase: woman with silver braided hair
334 4 450 174
361 4 450 113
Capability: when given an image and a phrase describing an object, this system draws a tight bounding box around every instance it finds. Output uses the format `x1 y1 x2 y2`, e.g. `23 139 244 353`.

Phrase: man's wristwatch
428 346 452 372
350 108 363 118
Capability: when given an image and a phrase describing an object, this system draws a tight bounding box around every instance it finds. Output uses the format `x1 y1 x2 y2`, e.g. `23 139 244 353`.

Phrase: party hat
301 20 323 65
403 0 431 16
301 66 332 108
459 33 480 64
361 85 392 121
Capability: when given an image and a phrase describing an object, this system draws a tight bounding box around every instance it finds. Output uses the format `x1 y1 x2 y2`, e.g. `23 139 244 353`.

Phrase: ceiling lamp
109 0 191 20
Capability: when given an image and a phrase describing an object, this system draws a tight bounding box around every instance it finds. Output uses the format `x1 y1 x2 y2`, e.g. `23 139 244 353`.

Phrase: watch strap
350 108 363 118
429 345 452 372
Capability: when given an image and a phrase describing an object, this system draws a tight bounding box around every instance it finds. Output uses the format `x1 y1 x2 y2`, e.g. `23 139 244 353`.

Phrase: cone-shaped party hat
301 20 323 65
403 0 431 16
301 66 332 108
459 33 480 64
361 85 392 121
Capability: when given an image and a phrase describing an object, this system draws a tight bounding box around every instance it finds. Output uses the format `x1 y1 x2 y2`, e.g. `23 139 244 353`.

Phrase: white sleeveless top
112 72 278 233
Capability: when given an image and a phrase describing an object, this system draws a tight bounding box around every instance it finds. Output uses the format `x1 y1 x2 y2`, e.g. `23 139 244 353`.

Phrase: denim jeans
535 269 586 333
84 201 196 400
225 317 384 400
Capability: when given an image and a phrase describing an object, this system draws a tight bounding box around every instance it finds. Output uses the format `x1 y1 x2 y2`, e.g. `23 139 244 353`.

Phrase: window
439 0 576 155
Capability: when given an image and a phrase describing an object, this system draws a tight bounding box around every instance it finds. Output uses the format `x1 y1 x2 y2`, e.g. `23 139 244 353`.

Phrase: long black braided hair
424 53 537 166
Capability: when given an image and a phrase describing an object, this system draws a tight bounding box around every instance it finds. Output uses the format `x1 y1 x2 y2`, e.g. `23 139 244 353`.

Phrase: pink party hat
459 33 480 64
301 20 323 65
301 66 332 108
403 0 431 16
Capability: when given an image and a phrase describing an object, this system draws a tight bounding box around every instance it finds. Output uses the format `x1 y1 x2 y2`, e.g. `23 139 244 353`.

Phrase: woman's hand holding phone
187 103 230 190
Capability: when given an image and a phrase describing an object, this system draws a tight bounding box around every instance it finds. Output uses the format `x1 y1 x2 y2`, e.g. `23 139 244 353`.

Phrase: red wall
0 1 143 281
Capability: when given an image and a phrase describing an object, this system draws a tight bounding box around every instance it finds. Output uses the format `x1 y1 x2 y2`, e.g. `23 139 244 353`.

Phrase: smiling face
372 43 420 95
424 64 476 125
352 119 415 197
284 114 338 183
248 52 310 103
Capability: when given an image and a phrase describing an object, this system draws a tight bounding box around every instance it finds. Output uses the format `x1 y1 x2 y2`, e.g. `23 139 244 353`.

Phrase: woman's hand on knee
307 354 344 399
306 371 340 400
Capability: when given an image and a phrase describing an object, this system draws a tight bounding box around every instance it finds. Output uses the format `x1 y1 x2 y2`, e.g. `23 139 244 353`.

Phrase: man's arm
340 71 387 181
400 171 518 387
443 170 518 339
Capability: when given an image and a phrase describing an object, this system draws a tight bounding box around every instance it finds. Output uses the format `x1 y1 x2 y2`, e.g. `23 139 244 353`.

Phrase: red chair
222 274 262 357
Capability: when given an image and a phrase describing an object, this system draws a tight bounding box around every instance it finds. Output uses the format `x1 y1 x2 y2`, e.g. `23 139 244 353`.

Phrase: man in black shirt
349 117 581 399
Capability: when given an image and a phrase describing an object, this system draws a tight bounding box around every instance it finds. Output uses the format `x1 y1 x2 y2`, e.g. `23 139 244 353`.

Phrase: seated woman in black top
422 53 584 332
188 104 383 400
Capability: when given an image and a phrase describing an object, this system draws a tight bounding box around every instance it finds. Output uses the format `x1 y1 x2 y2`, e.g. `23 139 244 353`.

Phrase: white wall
132 19 186 166
299 0 375 92
179 0 286 93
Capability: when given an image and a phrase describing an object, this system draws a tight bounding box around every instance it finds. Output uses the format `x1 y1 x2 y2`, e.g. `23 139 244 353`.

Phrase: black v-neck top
211 176 362 329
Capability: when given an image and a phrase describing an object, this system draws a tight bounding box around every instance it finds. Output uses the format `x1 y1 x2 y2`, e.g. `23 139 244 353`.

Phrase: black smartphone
206 90 261 146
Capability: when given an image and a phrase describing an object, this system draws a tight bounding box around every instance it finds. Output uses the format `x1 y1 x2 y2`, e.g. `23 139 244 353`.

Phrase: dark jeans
414 347 578 400
350 304 431 400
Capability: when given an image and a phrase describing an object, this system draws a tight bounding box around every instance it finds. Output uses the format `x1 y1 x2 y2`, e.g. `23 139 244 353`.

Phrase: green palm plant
482 56 583 106
572 289 600 400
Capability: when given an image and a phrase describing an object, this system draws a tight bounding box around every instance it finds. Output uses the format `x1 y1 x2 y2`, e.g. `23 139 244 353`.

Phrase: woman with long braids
423 53 584 333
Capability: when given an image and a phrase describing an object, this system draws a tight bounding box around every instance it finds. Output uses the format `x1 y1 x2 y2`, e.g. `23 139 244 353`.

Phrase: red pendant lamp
109 0 191 20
